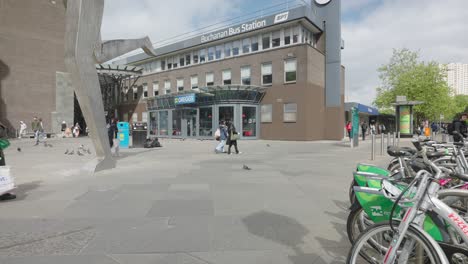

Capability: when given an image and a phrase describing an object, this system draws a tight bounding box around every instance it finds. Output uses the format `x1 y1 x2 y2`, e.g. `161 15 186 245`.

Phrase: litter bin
132 130 147 148
117 122 130 149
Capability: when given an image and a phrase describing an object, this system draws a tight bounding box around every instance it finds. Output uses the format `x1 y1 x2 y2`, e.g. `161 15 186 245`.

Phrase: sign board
399 105 411 134
396 96 407 102
351 107 359 147
174 93 196 105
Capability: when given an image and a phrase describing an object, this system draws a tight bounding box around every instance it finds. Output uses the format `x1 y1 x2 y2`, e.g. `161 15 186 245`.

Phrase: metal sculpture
64 0 157 171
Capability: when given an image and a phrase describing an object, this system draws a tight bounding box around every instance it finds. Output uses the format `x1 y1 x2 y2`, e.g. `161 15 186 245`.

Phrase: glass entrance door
180 109 197 137
219 106 234 124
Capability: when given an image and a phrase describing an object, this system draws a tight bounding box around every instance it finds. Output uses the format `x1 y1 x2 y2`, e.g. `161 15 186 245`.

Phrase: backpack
447 122 456 135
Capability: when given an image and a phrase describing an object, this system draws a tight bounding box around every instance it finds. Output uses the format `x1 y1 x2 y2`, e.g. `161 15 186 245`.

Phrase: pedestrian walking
215 121 228 153
61 121 67 138
73 123 81 138
361 122 368 140
345 121 352 140
31 116 40 141
18 121 27 138
450 113 468 139
34 118 45 145
226 120 241 155
108 119 117 148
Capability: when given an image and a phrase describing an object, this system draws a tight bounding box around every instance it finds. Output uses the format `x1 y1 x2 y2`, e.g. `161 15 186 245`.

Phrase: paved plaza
0 137 391 264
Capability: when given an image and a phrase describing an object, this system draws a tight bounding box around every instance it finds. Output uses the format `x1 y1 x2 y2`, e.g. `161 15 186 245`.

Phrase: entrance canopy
147 85 267 111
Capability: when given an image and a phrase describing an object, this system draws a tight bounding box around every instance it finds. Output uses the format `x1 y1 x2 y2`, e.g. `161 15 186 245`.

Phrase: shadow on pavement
10 181 42 201
242 210 320 264
313 200 351 263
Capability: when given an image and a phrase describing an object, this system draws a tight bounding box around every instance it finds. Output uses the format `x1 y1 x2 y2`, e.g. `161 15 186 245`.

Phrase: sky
101 0 468 106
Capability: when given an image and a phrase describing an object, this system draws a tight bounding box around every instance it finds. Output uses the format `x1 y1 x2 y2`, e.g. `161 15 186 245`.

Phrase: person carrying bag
226 121 241 155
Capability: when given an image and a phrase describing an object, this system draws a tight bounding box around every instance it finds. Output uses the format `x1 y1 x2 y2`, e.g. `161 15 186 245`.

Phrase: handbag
214 128 221 141
231 131 239 141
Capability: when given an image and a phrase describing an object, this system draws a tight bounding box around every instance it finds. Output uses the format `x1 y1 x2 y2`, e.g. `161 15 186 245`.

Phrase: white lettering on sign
274 12 289 24
201 20 267 43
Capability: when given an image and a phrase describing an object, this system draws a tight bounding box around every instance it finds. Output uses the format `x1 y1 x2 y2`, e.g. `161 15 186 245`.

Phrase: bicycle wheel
346 205 374 244
347 222 444 264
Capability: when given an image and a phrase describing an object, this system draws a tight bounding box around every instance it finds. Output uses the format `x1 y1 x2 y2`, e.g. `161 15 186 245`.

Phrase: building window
164 80 171 94
262 33 270 49
199 49 206 63
172 55 178 68
142 112 148 123
143 83 148 98
208 47 215 61
206 72 214 86
232 40 240 56
186 54 191 65
283 103 297 122
191 75 198 89
293 26 300 43
261 104 272 123
284 59 297 83
242 38 250 54
222 69 231 85
284 28 291 45
133 86 138 100
251 36 259 51
153 82 159 96
161 60 166 70
177 78 184 92
241 66 251 85
179 56 185 67
193 53 199 64
155 60 162 72
215 45 222 59
167 57 173 69
261 63 272 85
123 113 128 122
224 42 232 58
132 113 138 123
272 30 281 47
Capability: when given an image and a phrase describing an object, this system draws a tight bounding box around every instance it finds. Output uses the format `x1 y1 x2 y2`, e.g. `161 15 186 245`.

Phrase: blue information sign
174 93 196 105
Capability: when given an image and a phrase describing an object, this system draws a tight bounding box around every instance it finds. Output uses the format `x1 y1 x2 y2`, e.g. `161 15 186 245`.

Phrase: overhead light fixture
50 0 57 4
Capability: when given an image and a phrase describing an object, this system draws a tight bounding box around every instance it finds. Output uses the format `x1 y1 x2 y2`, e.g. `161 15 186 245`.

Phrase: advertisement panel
175 93 196 105
399 105 411 134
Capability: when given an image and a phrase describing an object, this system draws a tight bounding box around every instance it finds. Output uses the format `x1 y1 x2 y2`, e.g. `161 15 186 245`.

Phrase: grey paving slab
0 255 119 264
147 199 214 217
0 137 396 263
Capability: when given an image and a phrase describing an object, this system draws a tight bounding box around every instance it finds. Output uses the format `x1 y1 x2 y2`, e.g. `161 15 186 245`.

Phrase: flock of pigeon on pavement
16 140 276 170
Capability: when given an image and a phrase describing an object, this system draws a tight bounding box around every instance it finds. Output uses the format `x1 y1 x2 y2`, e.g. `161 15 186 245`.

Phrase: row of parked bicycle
346 131 468 263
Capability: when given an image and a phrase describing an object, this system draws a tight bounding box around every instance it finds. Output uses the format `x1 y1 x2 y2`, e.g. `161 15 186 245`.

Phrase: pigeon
266 144 271 147
242 165 252 170
44 142 48 147
86 149 91 154
77 150 84 156
64 149 69 154
68 150 74 155
17 147 21 152
47 143 53 147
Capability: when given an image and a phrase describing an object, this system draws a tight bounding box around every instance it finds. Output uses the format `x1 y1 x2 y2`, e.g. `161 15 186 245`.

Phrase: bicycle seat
426 151 446 159
387 146 412 157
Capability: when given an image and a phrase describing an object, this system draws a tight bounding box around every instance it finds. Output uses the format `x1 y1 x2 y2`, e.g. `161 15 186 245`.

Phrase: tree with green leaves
374 49 456 123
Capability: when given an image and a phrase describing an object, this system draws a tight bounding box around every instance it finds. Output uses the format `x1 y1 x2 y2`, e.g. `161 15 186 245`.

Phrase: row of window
138 25 316 74
261 103 298 123
123 102 298 124
121 59 297 102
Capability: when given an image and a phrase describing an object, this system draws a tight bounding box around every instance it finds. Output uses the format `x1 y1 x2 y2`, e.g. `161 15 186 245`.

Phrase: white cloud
101 0 243 43
342 0 468 105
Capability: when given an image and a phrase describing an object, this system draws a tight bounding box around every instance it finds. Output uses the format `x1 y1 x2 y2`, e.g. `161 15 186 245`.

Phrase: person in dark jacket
226 121 241 155
453 113 468 139
108 119 117 148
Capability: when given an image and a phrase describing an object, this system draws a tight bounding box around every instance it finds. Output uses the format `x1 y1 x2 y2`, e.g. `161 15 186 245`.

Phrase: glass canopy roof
146 85 267 110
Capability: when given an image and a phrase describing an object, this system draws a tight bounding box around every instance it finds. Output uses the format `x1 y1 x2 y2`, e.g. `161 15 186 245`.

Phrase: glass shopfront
147 85 264 139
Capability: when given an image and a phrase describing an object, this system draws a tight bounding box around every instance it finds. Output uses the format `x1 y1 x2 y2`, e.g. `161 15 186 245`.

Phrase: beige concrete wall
0 0 66 134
